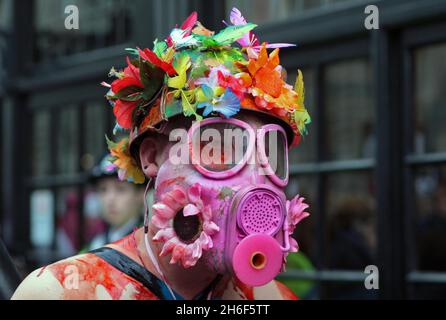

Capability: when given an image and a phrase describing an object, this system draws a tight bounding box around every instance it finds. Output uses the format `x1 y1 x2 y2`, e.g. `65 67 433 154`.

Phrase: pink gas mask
140 116 309 287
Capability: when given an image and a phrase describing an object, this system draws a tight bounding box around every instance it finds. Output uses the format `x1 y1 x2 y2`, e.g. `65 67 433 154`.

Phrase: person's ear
139 137 159 178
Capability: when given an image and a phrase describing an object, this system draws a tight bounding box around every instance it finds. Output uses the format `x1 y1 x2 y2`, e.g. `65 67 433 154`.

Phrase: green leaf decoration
195 24 258 49
113 85 143 102
295 69 305 109
125 48 140 57
167 52 191 90
181 89 202 121
213 23 257 46
153 39 167 57
189 55 208 79
105 135 117 150
292 69 311 135
139 58 165 101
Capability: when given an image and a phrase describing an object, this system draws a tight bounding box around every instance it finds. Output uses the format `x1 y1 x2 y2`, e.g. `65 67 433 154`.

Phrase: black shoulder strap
90 247 222 300
89 247 168 299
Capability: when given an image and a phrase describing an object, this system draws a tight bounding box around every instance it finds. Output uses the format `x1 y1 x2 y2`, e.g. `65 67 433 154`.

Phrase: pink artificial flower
151 183 220 268
224 7 295 53
195 65 231 89
281 195 309 270
285 195 310 253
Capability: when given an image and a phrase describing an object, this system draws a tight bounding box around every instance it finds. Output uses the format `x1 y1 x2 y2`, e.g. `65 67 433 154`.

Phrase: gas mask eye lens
258 125 289 186
173 209 202 243
190 118 255 178
264 130 287 180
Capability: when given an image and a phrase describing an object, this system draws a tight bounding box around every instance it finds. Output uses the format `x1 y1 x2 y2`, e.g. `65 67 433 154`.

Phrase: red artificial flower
110 57 145 129
111 76 143 95
113 99 138 129
217 71 251 99
138 48 176 76
123 57 142 82
111 57 144 94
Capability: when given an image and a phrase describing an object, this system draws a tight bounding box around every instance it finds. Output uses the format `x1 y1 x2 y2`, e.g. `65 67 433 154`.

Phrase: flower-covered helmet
103 8 311 184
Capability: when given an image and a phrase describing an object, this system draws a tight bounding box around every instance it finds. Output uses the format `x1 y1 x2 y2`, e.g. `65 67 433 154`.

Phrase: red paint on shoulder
111 231 139 252
274 280 299 300
47 254 158 300
233 278 254 300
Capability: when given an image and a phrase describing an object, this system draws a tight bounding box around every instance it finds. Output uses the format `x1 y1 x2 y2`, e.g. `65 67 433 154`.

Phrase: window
324 59 374 160
406 40 446 299
0 0 12 30
33 0 135 64
414 43 446 154
57 106 79 175
282 51 375 299
82 102 108 171
28 98 111 261
225 0 357 24
31 111 52 177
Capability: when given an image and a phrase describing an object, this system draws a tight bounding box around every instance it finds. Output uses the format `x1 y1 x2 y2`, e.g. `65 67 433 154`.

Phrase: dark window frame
401 21 446 294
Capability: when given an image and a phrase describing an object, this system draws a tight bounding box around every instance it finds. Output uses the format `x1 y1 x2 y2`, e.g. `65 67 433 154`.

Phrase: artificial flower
285 195 310 253
292 69 311 137
167 52 203 121
107 58 145 129
224 7 295 56
248 45 282 97
192 21 215 36
106 137 145 184
113 100 138 129
195 23 257 48
246 45 299 114
195 65 231 89
197 87 241 118
168 28 199 49
166 11 198 47
217 71 251 99
138 47 176 76
167 52 192 90
151 183 220 268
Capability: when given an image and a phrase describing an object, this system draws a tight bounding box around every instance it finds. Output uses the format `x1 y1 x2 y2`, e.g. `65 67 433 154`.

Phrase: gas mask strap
144 233 177 300
143 177 153 234
142 178 177 300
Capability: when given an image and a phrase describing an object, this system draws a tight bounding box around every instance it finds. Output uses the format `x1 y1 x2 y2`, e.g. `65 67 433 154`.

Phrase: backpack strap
90 247 171 299
90 246 222 300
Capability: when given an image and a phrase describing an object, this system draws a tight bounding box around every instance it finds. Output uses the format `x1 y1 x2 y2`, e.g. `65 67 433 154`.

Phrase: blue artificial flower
197 88 241 118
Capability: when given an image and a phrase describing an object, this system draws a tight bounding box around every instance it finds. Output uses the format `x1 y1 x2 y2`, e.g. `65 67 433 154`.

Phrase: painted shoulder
11 252 157 300
221 278 298 300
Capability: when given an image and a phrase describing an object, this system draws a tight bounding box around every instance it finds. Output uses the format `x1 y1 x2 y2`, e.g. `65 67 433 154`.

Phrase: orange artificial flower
247 44 298 114
107 138 145 184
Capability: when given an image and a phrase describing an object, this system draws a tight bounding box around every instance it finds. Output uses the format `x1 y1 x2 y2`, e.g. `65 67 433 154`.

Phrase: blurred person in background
325 195 377 299
416 176 446 299
83 154 146 252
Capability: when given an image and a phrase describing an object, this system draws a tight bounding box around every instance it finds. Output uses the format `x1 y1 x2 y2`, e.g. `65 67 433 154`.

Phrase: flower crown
103 8 311 184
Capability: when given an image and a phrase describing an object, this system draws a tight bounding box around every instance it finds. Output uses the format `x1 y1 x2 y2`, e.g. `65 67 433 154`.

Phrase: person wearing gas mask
12 8 311 300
